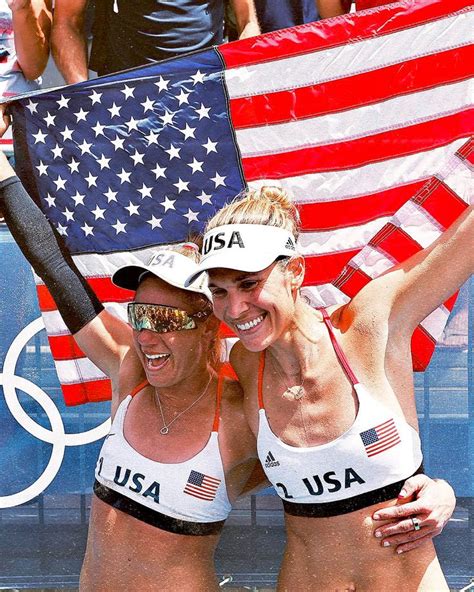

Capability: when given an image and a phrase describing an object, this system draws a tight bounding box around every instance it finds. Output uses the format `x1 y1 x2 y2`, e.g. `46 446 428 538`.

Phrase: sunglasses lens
128 303 197 333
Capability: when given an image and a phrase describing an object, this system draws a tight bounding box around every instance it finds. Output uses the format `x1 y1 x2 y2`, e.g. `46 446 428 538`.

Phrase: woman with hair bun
187 185 471 591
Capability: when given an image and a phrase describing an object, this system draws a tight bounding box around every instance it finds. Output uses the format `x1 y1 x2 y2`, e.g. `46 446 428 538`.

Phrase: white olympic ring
0 317 110 507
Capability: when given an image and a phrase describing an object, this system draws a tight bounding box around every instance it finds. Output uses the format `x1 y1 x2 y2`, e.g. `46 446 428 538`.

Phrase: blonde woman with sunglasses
0 151 259 591
0 152 458 591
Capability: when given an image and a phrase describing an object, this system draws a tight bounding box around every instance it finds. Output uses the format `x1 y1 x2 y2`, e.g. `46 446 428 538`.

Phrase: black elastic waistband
282 464 424 518
93 480 226 536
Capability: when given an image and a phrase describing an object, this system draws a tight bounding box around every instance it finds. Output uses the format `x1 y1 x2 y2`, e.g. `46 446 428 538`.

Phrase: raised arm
0 152 132 389
351 205 473 342
51 0 89 83
230 0 260 39
9 0 52 80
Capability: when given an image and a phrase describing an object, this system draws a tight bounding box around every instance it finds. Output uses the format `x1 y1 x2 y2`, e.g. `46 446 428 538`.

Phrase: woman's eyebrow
208 273 259 287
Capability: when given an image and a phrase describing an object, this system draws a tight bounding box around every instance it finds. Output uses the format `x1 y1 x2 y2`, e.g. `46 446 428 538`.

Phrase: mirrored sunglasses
127 302 211 334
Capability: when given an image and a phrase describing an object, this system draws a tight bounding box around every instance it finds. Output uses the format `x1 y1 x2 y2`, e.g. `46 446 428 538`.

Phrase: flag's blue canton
12 49 245 254
360 428 379 446
188 470 206 486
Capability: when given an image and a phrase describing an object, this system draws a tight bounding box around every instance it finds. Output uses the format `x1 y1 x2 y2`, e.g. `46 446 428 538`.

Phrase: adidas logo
285 238 295 251
265 451 280 468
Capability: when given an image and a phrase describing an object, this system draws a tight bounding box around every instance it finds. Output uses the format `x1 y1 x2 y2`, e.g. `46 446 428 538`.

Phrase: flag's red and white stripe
36 0 473 405
220 0 473 369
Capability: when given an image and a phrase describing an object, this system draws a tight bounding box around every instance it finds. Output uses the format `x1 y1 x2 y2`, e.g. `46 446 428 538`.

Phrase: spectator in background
0 0 52 133
254 0 319 33
0 0 52 371
226 0 319 39
317 0 390 18
52 0 260 84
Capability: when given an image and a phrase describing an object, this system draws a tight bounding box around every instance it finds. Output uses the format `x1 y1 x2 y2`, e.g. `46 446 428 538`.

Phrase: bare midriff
278 497 448 592
80 496 221 592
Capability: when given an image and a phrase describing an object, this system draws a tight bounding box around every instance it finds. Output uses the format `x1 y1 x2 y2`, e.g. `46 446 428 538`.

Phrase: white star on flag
183 209 199 223
104 188 118 203
53 176 67 191
96 154 111 169
112 220 127 234
51 144 64 159
108 103 122 118
141 97 155 112
152 163 167 179
117 168 132 184
44 112 56 127
165 144 181 160
81 223 94 236
195 104 210 119
68 159 80 174
174 178 189 193
203 138 218 153
60 126 74 141
155 76 169 92
138 184 153 198
26 100 38 114
125 202 140 216
191 70 206 85
57 95 70 109
71 191 85 206
91 205 106 220
74 108 89 122
89 90 102 104
78 139 93 155
147 215 162 229
121 85 135 99
33 129 47 144
161 196 176 211
62 208 75 221
188 158 204 173
85 173 98 188
92 121 106 137
36 161 48 176
211 172 226 187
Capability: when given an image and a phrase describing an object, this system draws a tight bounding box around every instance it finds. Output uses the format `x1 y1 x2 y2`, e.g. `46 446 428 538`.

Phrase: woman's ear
287 256 305 291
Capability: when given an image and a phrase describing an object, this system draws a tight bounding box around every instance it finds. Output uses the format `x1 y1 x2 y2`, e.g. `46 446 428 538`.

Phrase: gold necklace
154 374 213 435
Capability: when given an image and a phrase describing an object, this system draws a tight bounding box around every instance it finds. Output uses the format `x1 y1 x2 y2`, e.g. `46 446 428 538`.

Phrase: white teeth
236 315 264 332
145 353 168 360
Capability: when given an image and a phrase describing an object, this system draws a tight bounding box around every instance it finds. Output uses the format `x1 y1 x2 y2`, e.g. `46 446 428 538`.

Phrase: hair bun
205 185 300 238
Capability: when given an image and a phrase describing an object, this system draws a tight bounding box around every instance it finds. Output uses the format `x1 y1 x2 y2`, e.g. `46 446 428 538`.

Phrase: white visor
112 249 211 300
185 224 298 285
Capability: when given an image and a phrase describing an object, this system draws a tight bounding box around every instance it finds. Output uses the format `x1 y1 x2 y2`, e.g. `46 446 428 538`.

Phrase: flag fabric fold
9 0 473 405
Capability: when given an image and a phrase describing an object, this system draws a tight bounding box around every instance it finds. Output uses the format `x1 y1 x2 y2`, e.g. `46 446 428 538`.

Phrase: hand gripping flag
8 0 473 405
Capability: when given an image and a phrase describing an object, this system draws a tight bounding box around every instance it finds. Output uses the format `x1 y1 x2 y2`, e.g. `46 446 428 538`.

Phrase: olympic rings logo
0 317 110 508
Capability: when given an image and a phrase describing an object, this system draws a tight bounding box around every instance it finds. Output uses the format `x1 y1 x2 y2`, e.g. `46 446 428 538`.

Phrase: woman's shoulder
229 340 260 369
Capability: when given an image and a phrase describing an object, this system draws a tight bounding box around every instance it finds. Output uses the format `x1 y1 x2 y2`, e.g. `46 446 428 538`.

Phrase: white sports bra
257 309 423 517
94 374 232 535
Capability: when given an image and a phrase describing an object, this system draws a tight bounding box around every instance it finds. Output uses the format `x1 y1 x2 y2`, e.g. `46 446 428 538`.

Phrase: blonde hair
205 186 300 239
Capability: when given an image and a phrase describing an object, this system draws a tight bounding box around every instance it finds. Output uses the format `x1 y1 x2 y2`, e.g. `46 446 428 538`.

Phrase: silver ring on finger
411 516 422 531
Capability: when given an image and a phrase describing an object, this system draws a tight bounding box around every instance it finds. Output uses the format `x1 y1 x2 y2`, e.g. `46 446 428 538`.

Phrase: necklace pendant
160 426 170 435
286 385 304 400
